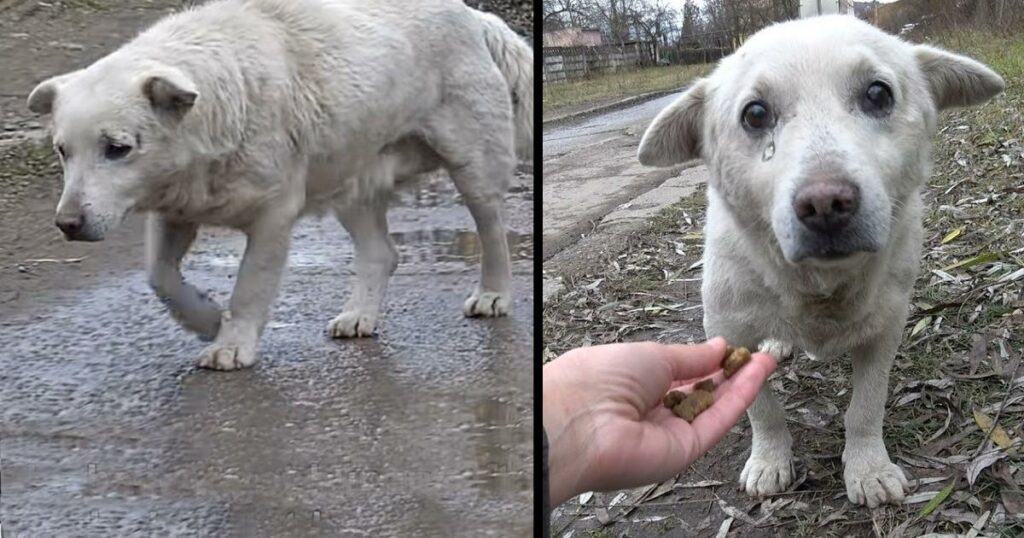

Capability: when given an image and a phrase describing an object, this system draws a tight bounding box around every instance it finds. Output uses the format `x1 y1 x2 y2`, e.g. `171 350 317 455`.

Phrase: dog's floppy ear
142 69 198 119
638 79 708 166
27 71 81 115
914 45 1004 110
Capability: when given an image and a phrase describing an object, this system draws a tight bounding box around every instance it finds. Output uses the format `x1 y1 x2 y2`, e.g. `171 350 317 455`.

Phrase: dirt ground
544 32 1024 538
0 1 536 536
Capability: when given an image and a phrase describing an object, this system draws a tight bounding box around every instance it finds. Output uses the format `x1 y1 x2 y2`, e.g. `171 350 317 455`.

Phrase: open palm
544 338 777 506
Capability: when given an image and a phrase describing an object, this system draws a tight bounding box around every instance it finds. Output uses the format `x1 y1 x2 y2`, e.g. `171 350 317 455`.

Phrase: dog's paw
197 342 258 371
740 447 795 496
327 310 377 338
463 291 511 317
843 455 908 507
757 339 794 361
157 285 222 341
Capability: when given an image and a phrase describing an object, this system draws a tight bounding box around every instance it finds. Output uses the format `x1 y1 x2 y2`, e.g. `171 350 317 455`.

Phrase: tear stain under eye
762 133 776 162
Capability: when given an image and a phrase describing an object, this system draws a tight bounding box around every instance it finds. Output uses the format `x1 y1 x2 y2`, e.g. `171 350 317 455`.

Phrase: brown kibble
694 379 716 392
672 390 714 422
722 346 751 378
663 390 685 409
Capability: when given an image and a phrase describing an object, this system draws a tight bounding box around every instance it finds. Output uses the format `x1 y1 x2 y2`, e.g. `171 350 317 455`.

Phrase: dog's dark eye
104 143 132 160
55 144 67 160
742 101 772 130
862 81 894 115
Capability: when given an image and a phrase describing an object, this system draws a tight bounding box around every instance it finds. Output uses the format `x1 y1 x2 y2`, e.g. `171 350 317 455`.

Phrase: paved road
542 92 701 259
542 92 681 156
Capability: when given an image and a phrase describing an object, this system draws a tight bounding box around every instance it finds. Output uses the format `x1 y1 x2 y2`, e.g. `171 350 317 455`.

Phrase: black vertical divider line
531 1 547 535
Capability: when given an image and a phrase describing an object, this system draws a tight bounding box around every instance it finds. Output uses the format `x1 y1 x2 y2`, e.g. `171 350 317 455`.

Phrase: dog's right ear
638 79 708 166
27 71 80 115
141 69 198 119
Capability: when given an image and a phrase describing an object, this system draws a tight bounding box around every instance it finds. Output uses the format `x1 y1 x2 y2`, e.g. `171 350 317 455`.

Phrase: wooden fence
542 42 654 83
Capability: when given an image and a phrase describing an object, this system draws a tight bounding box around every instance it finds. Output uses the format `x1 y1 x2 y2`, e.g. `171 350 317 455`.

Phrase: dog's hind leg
843 330 908 507
327 195 397 338
454 171 513 317
424 78 515 317
146 214 221 341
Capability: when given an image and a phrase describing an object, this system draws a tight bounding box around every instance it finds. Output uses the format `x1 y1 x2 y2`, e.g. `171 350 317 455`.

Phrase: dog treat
722 346 751 378
663 390 685 409
672 389 714 422
694 379 716 392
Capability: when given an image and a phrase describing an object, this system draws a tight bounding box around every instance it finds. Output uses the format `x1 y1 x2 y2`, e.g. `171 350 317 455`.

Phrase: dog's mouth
791 239 879 264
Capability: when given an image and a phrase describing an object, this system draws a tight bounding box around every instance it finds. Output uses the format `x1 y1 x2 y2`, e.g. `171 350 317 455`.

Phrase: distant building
799 0 855 17
542 28 603 47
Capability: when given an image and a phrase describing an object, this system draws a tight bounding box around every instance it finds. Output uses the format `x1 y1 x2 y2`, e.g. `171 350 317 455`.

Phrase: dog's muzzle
56 213 103 242
788 179 878 261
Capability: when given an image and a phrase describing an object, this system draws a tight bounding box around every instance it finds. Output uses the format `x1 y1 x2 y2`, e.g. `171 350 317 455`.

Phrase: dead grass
544 30 1024 537
542 64 712 121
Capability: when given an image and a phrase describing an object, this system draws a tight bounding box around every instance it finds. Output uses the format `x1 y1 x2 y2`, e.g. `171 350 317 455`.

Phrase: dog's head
639 16 1003 265
27 61 198 241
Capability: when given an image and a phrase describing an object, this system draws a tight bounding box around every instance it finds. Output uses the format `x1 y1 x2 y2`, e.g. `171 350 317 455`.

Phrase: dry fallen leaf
966 449 1007 486
941 226 964 244
964 509 991 538
911 316 931 337
968 333 987 375
1001 489 1024 518
940 251 1001 272
917 480 956 517
674 479 724 489
714 517 733 538
972 409 1017 453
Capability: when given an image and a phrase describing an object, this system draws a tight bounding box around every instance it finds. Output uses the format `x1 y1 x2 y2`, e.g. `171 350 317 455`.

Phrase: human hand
543 338 777 506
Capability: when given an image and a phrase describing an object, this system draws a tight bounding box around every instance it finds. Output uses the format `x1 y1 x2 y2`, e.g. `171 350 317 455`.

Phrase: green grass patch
543 64 712 120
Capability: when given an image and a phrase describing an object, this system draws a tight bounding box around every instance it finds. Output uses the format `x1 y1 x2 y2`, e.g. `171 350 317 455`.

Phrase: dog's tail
472 10 533 160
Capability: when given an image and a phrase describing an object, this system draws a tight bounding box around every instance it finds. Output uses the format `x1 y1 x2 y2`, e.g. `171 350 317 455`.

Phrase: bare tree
543 0 587 30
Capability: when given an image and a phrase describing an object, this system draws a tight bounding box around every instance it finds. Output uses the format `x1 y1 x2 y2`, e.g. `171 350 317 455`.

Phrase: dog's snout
56 213 86 239
792 180 860 234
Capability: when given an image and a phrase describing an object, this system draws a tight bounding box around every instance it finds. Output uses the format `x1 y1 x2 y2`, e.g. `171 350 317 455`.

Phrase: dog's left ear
141 68 198 119
27 70 82 115
638 79 708 166
914 45 1004 110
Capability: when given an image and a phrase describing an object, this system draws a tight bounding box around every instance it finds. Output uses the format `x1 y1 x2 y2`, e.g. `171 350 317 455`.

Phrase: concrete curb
542 87 683 127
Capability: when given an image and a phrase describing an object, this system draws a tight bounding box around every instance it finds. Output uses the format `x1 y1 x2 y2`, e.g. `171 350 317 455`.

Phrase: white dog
27 0 532 371
639 16 1002 507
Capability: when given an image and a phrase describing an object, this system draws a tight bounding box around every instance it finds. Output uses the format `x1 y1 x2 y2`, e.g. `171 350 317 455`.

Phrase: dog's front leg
146 214 222 340
197 204 297 371
740 385 795 496
843 330 909 507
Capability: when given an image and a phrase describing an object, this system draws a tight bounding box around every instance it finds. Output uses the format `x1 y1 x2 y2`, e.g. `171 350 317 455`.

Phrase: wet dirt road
0 171 535 538
0 1 534 536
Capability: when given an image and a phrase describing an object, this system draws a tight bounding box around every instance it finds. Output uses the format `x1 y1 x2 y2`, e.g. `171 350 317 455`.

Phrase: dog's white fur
28 0 533 370
639 16 1002 507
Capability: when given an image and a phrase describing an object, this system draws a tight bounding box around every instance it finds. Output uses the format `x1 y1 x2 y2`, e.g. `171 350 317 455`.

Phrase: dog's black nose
793 180 860 234
56 214 85 239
